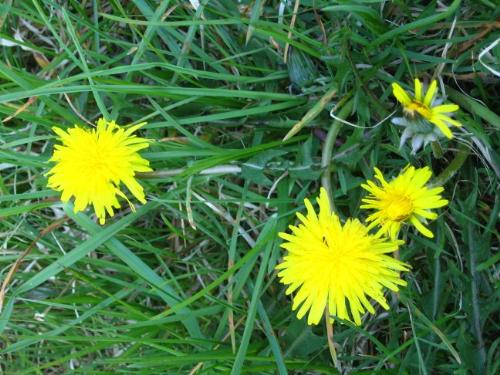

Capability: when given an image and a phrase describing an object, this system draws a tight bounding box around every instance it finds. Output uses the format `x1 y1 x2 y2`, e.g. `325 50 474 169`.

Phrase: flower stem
431 141 444 159
431 142 470 187
321 99 354 212
321 99 352 371
325 307 341 372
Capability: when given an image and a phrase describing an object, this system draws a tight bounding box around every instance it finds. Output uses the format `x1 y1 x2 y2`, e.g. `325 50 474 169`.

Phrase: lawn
0 1 498 374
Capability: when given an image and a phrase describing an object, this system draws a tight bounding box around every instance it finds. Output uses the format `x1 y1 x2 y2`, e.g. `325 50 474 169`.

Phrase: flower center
404 101 432 120
385 194 413 221
77 144 116 179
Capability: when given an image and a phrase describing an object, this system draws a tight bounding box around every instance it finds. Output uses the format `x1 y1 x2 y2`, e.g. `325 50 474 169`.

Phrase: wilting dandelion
392 79 461 153
276 188 409 326
47 118 151 224
361 166 448 239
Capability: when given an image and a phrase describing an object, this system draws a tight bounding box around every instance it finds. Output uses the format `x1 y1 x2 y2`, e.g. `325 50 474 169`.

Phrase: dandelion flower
361 166 448 239
392 78 461 141
47 118 152 224
276 188 408 326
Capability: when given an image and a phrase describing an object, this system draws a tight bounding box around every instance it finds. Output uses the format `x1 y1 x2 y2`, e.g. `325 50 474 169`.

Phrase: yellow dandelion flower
276 188 409 326
392 78 461 139
47 118 152 224
361 166 448 239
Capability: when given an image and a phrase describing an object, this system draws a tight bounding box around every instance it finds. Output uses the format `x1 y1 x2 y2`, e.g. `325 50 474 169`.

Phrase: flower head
47 118 152 224
392 79 461 145
361 166 448 239
276 188 408 326
391 116 442 154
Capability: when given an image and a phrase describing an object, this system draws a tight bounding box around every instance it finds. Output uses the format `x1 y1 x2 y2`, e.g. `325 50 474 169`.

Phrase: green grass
0 0 499 373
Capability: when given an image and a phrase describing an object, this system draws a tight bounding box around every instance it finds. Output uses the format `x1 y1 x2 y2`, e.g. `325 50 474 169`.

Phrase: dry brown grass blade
33 51 50 69
283 84 337 141
453 21 499 56
3 51 52 123
0 216 70 312
63 92 94 126
2 96 37 123
283 0 300 63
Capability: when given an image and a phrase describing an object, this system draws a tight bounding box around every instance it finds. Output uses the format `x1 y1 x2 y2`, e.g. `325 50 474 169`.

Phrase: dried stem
325 307 341 372
320 100 353 371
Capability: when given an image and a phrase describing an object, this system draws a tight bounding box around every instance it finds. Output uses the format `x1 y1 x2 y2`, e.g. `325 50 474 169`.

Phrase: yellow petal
414 78 423 102
410 216 434 238
435 114 462 127
423 80 438 106
433 104 459 113
392 83 412 106
430 118 453 139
